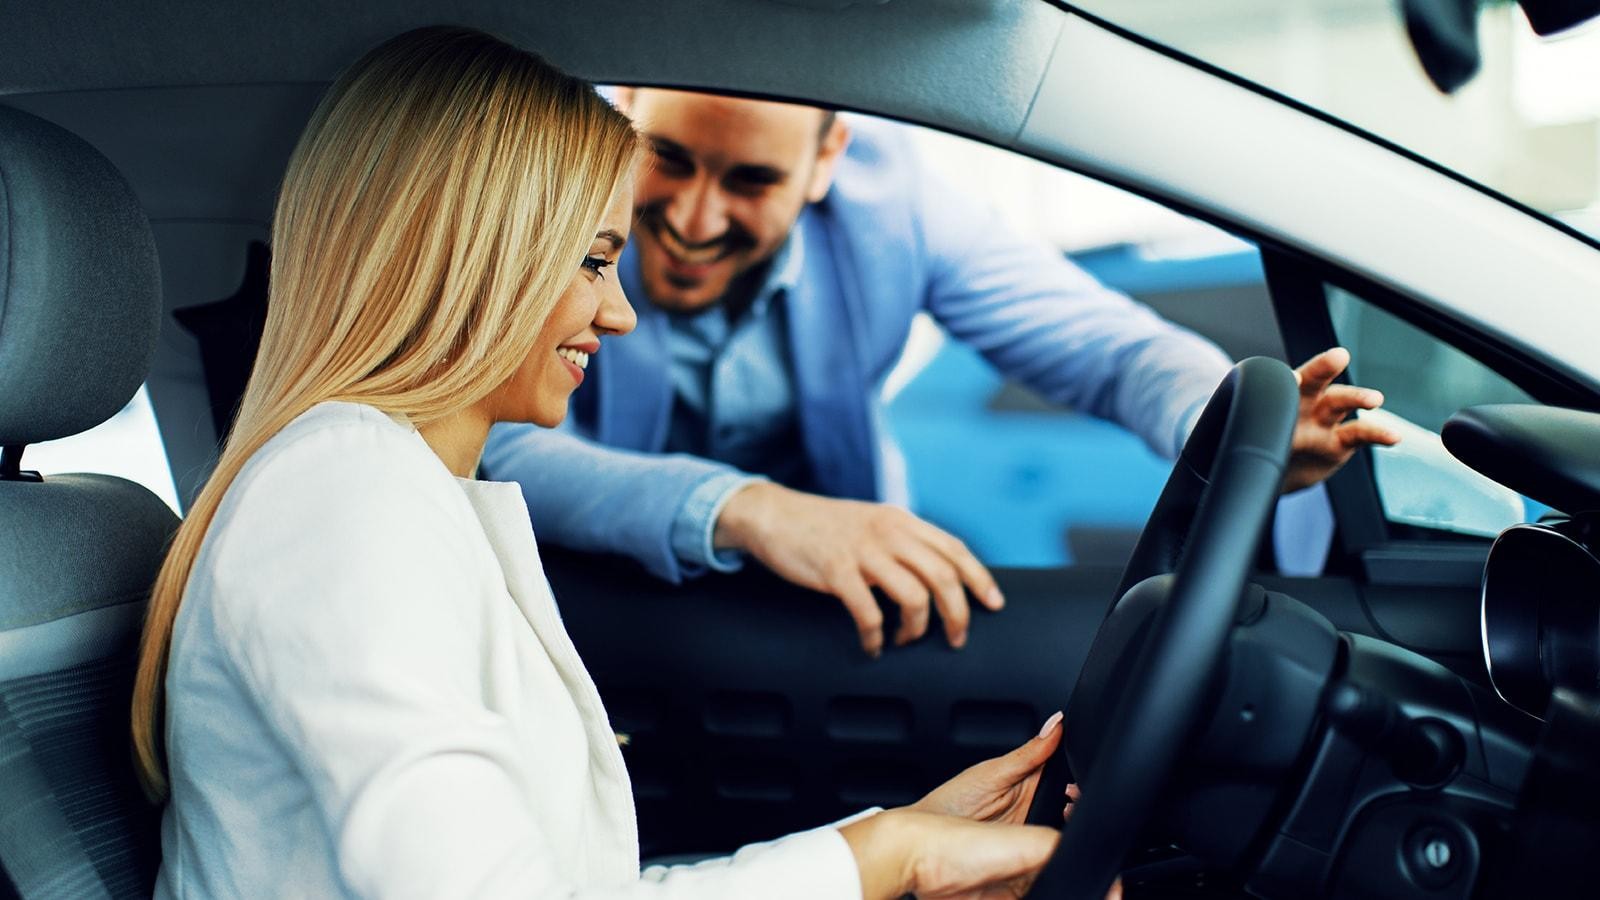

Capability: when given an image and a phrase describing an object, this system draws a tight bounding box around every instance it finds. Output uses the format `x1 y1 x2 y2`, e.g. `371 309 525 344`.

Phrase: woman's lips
559 356 584 385
557 344 593 386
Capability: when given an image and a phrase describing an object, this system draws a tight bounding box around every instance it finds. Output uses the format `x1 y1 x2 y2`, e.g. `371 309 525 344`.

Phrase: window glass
1325 286 1544 536
25 384 181 514
879 118 1274 568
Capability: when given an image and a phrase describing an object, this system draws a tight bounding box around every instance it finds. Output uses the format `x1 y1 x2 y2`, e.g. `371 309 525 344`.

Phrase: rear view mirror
1401 0 1600 93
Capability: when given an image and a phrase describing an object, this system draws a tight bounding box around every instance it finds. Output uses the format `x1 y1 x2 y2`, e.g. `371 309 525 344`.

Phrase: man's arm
915 174 1231 460
481 422 753 583
912 161 1397 480
484 423 999 655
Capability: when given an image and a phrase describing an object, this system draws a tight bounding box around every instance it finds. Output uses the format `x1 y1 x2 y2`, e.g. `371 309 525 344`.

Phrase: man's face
622 89 847 313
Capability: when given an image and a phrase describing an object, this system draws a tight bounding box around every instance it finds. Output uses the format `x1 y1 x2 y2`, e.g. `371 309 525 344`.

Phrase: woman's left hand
909 710 1063 825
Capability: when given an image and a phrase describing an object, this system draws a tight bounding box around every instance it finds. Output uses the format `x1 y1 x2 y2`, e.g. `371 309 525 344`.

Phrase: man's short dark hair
818 109 837 143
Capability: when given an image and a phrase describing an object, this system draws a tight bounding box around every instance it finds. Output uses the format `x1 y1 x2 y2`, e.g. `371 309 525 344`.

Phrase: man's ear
803 116 851 204
612 86 635 115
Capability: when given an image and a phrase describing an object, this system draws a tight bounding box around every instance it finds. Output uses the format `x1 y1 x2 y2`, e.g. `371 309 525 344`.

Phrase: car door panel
545 548 1110 855
546 547 1488 856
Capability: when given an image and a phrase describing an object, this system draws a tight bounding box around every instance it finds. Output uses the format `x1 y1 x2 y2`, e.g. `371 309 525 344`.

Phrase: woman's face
489 183 637 427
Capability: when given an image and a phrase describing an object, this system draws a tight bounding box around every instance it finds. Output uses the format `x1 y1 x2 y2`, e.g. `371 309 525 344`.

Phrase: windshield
1073 0 1600 232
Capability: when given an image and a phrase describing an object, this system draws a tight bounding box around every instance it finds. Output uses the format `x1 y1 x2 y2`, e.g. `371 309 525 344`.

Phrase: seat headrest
0 104 162 447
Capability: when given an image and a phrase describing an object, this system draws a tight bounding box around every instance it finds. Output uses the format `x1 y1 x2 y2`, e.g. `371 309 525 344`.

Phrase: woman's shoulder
206 402 478 566
193 402 488 642
233 402 447 499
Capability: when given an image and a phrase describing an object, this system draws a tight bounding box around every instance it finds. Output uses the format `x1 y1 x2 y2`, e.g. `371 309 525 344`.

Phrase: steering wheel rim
1025 357 1299 899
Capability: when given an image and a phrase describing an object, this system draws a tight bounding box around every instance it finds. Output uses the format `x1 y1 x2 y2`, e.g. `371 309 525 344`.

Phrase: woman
133 26 1075 898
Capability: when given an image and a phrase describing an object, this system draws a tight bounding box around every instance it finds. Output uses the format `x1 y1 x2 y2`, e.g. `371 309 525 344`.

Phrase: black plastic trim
1359 541 1490 588
1261 251 1391 565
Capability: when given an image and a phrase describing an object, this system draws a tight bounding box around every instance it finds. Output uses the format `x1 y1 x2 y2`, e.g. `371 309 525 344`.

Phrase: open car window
871 114 1277 569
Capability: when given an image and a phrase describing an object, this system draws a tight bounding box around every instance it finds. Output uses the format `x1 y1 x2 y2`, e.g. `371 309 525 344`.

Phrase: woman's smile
557 341 596 384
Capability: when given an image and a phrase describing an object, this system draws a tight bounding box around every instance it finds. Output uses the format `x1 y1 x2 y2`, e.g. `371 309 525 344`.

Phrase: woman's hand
911 711 1064 825
839 808 1058 899
838 805 1122 900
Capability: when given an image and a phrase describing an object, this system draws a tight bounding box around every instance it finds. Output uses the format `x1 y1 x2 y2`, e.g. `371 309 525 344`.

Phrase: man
482 90 1397 657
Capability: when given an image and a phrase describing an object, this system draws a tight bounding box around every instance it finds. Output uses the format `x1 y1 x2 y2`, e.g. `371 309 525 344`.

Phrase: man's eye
726 171 781 196
653 154 693 177
581 255 613 279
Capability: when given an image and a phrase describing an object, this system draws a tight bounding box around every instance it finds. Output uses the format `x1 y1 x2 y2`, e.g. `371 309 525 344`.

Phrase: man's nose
664 175 729 245
595 279 637 337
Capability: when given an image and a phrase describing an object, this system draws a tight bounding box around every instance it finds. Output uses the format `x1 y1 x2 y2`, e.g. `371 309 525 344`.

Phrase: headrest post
1 445 43 483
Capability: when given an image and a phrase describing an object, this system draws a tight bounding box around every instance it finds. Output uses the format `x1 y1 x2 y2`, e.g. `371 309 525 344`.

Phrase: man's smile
639 208 753 277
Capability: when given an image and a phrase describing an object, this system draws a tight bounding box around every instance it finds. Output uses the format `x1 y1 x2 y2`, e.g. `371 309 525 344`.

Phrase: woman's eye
581 255 613 279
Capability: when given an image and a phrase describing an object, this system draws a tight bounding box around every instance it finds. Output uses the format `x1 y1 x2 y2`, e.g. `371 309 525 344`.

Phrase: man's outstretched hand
1283 347 1401 493
714 482 1004 657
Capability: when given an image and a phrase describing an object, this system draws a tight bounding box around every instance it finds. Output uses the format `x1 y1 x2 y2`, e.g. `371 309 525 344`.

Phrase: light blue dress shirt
661 229 809 572
479 116 1233 583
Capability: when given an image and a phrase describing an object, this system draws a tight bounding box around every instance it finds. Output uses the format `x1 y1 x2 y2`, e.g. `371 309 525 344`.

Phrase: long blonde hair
132 26 639 798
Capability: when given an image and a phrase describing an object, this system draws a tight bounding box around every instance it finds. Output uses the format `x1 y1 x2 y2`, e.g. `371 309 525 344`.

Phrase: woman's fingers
1063 781 1081 819
907 815 1060 899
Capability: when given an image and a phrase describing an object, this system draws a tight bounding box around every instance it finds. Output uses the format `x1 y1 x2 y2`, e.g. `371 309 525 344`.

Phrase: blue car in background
890 245 1269 568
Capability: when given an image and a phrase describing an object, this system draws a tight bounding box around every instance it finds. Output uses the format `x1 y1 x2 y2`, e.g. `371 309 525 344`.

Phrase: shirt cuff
671 472 765 574
1173 396 1210 459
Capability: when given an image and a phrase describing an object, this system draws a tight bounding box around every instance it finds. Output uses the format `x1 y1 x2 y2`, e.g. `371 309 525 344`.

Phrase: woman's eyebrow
596 229 626 250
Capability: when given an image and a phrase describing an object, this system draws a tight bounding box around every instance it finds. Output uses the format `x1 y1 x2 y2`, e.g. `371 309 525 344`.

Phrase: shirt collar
746 223 805 319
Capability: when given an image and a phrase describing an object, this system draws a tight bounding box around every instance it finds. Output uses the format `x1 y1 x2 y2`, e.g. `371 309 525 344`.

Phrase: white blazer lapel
458 478 642 880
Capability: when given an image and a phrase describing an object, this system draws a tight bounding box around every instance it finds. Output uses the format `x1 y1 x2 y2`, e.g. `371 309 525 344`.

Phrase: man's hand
1283 347 1401 493
714 482 1004 656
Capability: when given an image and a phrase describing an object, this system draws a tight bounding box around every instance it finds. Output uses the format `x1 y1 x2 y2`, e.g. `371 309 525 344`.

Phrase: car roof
0 0 1052 145
5 0 1600 400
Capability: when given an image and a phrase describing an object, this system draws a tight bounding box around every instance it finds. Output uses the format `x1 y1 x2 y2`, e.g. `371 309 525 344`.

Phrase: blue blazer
484 120 1231 580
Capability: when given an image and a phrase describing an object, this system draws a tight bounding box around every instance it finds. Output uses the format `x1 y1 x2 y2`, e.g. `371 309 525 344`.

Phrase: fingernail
1065 782 1081 800
1037 710 1063 739
986 587 1005 609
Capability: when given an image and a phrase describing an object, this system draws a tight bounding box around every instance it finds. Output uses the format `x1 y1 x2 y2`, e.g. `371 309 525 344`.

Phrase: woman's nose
595 280 636 337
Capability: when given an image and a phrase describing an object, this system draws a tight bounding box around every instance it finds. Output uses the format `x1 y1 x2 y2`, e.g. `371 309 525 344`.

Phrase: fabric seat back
0 103 177 899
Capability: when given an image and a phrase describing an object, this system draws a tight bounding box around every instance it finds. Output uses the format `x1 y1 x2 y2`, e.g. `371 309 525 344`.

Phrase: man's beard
636 204 758 283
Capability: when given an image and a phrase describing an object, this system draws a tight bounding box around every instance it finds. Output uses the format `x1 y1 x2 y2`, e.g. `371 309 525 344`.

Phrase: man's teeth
670 244 723 265
658 229 724 265
557 347 589 369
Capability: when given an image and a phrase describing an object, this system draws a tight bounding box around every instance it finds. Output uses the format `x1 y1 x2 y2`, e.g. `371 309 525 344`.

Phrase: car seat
0 104 178 899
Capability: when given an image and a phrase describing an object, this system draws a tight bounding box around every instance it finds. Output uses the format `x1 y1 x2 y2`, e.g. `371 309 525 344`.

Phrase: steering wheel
1024 356 1300 899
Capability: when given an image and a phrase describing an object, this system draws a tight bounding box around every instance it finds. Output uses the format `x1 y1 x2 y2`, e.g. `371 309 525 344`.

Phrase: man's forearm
481 422 744 582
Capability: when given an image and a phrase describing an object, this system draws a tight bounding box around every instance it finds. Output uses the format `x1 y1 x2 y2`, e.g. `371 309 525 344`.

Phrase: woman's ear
804 116 852 204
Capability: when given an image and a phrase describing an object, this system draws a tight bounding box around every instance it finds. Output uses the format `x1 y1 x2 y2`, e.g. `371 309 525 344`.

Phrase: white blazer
156 402 864 898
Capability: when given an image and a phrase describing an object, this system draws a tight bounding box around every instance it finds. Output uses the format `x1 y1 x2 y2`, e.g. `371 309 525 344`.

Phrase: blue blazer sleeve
480 422 739 583
907 150 1233 459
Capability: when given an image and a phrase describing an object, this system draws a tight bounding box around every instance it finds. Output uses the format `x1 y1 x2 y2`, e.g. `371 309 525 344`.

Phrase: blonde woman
133 27 1080 899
